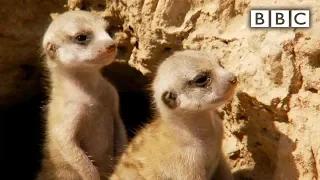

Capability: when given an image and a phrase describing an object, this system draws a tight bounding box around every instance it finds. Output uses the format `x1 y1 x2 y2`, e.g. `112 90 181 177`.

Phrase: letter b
250 10 269 27
256 13 265 24
271 10 289 27
276 13 285 25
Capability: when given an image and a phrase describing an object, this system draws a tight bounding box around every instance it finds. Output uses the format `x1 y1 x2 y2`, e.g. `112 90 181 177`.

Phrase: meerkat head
42 10 116 69
153 50 238 113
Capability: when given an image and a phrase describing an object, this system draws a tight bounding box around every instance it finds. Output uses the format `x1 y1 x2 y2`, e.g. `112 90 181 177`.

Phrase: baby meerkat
37 10 127 180
110 50 237 180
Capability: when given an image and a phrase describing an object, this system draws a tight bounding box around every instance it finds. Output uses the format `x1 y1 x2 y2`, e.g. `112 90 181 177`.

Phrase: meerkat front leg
53 115 100 180
211 154 233 180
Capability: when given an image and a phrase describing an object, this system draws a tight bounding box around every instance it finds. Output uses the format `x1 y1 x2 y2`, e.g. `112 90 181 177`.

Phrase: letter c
294 12 306 25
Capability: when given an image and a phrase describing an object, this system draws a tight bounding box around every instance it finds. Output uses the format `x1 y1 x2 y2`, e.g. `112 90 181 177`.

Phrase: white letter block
291 10 310 28
271 10 290 27
250 10 269 27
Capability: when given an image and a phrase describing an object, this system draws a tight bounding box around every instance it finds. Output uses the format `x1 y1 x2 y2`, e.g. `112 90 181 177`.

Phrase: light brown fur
37 10 127 180
110 50 237 180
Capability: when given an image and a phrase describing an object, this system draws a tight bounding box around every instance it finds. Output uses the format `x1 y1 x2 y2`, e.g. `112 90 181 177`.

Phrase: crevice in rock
278 40 303 115
128 25 134 32
306 87 318 93
135 40 139 49
311 147 319 180
230 149 241 160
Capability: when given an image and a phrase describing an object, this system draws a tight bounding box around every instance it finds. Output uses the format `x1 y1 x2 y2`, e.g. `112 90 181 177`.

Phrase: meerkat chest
204 111 224 178
80 107 114 157
77 84 118 160
75 103 114 166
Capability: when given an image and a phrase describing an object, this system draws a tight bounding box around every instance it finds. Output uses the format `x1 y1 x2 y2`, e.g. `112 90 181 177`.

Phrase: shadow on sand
232 92 298 180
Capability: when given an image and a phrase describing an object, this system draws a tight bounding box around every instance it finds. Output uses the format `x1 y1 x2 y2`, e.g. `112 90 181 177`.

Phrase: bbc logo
250 9 310 28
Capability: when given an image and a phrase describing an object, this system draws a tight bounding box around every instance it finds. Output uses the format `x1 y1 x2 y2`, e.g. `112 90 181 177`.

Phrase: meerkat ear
45 42 58 59
161 91 179 109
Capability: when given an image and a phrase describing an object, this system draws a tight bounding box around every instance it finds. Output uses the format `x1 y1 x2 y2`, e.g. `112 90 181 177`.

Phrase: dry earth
1 0 319 179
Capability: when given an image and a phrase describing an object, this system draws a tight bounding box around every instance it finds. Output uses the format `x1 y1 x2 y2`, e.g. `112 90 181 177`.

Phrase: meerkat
37 10 127 180
110 50 237 180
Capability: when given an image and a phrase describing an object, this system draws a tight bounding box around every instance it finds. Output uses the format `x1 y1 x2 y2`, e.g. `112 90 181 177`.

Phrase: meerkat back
110 50 236 180
37 10 127 180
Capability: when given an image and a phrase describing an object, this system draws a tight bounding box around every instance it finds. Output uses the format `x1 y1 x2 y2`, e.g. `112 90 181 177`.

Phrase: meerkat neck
49 66 104 96
160 109 217 138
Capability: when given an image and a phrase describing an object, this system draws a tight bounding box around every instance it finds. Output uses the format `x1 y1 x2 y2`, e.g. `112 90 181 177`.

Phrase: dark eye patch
189 71 211 88
72 31 92 45
75 35 88 42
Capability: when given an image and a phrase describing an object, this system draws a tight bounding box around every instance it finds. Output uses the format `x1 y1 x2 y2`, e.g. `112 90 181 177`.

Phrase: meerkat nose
106 43 116 52
228 75 238 85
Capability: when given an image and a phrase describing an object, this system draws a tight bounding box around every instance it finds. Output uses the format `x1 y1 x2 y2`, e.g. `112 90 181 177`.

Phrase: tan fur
110 50 237 180
37 10 127 180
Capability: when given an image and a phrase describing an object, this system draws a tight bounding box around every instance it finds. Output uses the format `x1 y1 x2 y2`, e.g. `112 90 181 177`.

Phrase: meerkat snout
105 43 116 53
228 75 238 85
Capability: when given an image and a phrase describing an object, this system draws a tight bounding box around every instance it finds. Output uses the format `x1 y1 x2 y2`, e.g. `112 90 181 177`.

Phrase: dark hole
129 25 134 32
21 64 34 80
97 4 105 10
306 87 318 93
222 39 229 45
164 47 172 52
102 62 153 139
118 25 124 32
233 131 245 141
119 92 152 139
80 1 87 10
117 46 128 55
135 41 139 49
238 115 248 121
229 150 240 160
255 142 262 146
0 92 46 179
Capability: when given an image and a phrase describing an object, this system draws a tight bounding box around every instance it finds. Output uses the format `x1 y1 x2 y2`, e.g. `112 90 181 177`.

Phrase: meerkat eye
74 34 89 44
191 73 211 87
